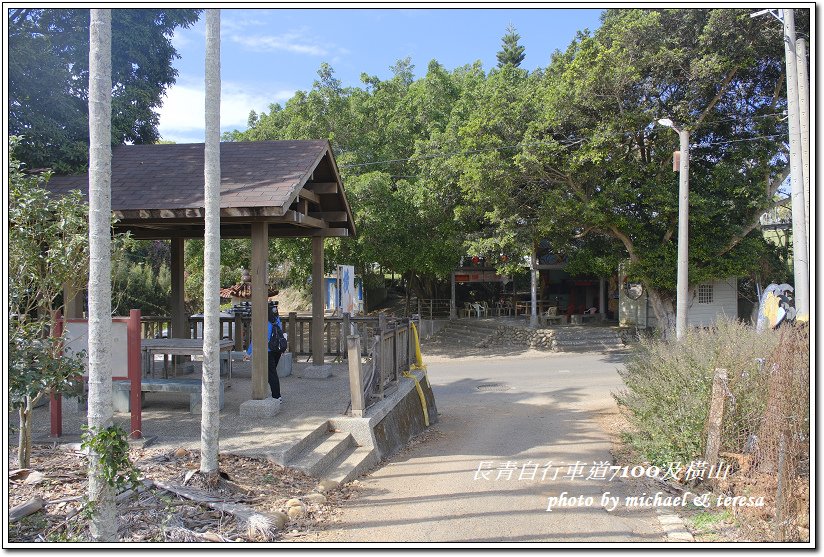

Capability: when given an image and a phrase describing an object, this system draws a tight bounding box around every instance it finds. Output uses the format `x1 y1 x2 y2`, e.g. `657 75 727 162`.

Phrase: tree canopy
226 8 803 321
8 8 201 172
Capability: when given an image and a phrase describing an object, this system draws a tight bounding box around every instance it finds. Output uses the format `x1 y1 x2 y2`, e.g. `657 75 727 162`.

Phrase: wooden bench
112 378 224 414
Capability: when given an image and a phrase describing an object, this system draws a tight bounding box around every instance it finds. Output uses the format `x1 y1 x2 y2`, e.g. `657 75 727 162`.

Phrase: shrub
614 317 781 466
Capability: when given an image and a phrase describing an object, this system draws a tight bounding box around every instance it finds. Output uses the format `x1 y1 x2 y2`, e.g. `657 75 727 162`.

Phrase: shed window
698 284 714 304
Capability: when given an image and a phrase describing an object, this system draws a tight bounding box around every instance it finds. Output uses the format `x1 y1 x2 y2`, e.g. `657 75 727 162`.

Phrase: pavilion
47 140 356 401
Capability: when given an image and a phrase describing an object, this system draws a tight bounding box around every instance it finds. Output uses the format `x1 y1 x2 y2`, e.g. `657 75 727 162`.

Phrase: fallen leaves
7 445 350 543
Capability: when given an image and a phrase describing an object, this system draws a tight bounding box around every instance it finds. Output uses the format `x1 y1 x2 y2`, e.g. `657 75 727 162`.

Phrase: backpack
268 323 288 353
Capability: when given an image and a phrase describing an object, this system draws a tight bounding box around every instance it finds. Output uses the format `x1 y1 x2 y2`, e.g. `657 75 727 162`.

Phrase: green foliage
227 9 802 309
81 425 140 492
9 320 85 410
614 318 780 465
8 8 201 172
9 137 90 317
496 24 526 68
112 259 171 315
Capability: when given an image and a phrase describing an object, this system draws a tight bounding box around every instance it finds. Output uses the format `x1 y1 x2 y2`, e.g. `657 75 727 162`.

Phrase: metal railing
416 298 452 319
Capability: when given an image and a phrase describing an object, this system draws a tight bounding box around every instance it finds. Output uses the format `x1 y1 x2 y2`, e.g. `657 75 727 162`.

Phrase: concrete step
554 329 620 339
553 341 626 352
553 337 621 345
272 421 334 466
290 431 356 477
436 330 492 342
320 444 379 486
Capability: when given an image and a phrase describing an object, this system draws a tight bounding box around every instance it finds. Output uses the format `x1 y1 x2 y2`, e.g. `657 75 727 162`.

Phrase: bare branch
694 67 738 129
717 195 791 257
609 226 638 262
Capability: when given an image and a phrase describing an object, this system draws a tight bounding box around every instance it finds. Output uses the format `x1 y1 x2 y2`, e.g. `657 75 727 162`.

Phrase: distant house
619 277 739 329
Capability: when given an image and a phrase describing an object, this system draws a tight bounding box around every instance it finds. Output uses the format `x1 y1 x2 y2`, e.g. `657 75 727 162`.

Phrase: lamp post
658 118 690 340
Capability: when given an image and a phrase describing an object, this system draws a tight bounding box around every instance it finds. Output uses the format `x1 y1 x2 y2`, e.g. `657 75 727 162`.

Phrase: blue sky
156 7 604 143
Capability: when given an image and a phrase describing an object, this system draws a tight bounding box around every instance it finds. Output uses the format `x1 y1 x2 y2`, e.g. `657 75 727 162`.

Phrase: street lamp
658 118 690 340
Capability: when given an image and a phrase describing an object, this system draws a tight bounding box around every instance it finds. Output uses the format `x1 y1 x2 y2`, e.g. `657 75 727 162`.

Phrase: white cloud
155 79 294 142
230 30 329 56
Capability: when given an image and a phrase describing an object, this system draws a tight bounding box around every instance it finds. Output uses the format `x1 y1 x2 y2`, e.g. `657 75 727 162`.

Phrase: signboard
64 320 129 379
338 265 356 316
455 271 510 283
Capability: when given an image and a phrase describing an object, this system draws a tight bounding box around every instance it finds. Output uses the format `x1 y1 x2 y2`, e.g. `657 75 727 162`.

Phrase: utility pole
751 8 809 319
796 37 810 246
782 8 810 318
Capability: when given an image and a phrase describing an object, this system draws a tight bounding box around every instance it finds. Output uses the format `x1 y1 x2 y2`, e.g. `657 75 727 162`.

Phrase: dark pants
267 350 282 398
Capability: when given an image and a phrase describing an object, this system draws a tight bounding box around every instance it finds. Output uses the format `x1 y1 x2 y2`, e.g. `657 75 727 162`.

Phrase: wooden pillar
170 238 187 339
599 277 606 317
312 236 324 365
251 223 269 399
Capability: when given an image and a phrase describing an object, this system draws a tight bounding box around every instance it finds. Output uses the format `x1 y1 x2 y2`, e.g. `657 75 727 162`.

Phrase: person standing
244 305 284 402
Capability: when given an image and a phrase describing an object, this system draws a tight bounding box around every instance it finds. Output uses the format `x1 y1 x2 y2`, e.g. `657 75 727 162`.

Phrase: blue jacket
247 317 283 355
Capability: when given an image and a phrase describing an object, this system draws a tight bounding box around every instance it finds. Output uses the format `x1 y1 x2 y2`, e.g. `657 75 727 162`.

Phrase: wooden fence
346 314 419 417
140 312 378 358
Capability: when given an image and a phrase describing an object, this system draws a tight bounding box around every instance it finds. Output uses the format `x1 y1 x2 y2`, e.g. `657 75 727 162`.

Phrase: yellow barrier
405 321 430 426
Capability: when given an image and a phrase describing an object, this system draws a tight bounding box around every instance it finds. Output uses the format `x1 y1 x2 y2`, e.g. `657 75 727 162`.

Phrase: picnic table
142 338 234 380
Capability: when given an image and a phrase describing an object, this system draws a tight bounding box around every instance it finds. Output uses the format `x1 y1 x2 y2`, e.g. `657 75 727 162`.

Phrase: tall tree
86 8 116 541
8 8 200 172
496 24 526 68
518 9 797 328
201 8 222 477
8 138 89 469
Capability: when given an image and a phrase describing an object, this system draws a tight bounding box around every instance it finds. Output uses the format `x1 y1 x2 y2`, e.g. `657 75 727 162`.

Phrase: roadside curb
656 509 695 542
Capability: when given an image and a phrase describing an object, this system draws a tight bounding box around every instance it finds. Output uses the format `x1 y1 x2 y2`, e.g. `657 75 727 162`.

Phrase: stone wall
482 324 556 351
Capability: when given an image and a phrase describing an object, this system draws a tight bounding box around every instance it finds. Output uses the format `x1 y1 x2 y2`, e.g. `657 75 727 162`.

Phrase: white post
201 8 221 474
87 8 115 541
529 246 538 327
675 128 690 340
782 9 810 318
450 272 456 319
795 37 810 249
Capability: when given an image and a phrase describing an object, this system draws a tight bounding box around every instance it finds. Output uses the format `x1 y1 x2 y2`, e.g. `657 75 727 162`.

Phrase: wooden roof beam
305 182 338 194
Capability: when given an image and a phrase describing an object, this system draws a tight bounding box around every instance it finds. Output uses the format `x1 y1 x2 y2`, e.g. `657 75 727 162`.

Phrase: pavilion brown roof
46 140 356 240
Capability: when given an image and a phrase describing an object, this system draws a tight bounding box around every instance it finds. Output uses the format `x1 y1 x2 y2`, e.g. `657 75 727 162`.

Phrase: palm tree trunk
200 8 221 475
87 8 116 541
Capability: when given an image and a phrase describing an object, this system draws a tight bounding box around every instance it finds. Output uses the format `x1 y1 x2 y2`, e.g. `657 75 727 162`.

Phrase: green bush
614 317 780 466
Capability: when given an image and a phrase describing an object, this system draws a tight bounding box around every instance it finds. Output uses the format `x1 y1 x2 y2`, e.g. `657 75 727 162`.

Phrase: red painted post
128 309 142 439
50 312 64 437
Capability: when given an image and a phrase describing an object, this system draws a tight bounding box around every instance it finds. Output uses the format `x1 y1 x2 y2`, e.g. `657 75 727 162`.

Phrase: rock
304 493 327 504
270 511 288 530
23 471 45 485
287 504 306 518
285 498 303 508
174 447 188 458
315 479 339 493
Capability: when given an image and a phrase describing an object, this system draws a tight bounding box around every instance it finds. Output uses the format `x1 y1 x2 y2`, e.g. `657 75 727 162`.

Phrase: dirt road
304 351 669 543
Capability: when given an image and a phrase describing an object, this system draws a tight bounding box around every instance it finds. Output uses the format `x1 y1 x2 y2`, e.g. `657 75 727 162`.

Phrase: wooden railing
140 313 376 358
346 313 419 416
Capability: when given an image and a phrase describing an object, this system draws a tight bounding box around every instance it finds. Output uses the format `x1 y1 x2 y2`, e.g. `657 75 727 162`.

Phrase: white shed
619 278 739 329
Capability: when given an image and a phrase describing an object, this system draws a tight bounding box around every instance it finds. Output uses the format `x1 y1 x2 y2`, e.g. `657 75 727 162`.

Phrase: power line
339 127 787 170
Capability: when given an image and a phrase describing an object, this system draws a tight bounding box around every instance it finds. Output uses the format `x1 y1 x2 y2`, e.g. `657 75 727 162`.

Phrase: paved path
307 351 667 543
